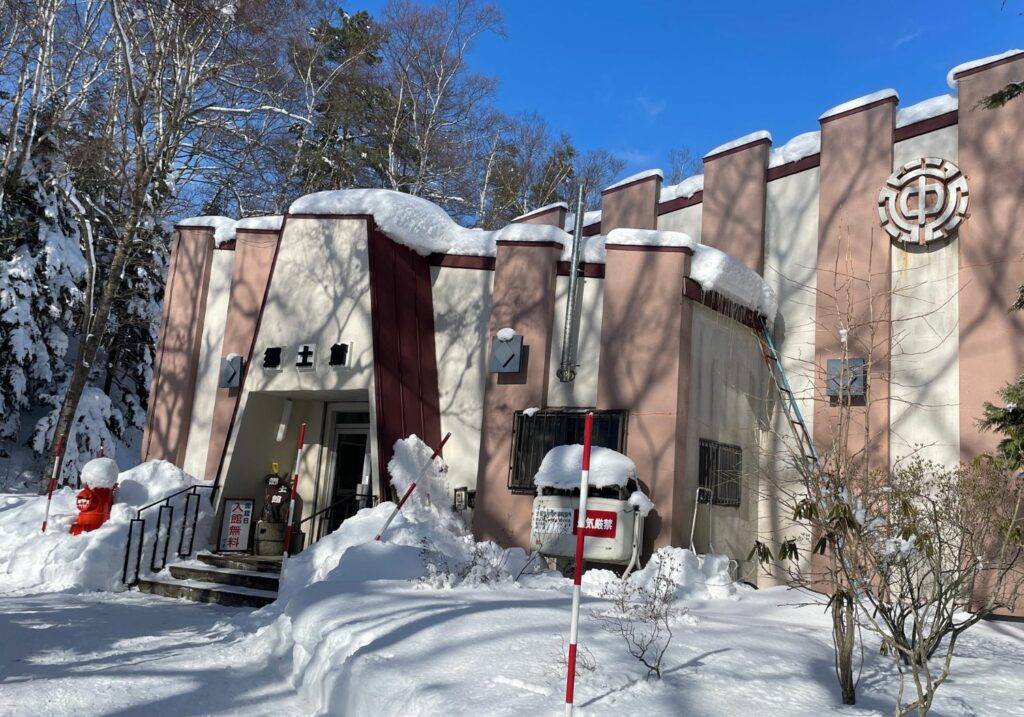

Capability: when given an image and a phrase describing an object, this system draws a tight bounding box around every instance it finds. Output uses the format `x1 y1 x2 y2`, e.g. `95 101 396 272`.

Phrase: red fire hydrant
70 457 119 535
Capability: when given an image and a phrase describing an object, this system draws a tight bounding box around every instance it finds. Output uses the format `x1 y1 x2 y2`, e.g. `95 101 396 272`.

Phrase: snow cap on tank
80 457 119 489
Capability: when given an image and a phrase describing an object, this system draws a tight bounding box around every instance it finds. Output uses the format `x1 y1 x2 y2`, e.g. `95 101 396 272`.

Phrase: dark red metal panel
368 227 442 498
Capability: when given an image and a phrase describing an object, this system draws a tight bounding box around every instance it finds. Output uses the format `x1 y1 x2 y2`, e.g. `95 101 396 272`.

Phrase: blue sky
362 0 1023 178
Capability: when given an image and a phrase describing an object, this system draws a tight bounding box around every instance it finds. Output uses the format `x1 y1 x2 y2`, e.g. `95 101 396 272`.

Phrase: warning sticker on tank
532 507 574 534
573 509 617 539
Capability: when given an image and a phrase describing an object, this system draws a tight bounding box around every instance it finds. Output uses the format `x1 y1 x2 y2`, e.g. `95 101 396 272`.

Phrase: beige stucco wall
685 305 769 581
182 249 234 481
889 126 960 469
656 203 703 240
218 217 379 526
546 274 604 408
216 393 326 537
245 218 375 395
430 265 493 491
759 166 820 583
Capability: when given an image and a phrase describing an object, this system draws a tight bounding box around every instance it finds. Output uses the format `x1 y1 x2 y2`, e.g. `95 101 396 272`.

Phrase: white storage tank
532 493 642 563
528 444 652 566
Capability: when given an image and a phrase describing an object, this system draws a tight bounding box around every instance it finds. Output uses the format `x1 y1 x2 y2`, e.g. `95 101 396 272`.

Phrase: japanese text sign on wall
219 498 254 552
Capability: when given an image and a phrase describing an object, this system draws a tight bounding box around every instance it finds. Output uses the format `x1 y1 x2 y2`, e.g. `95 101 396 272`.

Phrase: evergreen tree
0 122 86 445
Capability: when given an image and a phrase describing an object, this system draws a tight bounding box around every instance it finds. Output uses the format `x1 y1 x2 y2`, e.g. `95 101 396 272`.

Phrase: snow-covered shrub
418 537 530 589
591 552 686 679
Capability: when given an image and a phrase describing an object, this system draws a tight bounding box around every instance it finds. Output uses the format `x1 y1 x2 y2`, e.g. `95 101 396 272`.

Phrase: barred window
508 409 628 493
698 438 742 507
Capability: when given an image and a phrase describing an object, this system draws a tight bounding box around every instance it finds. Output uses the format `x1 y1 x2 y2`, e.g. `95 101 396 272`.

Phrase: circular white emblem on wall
878 157 969 245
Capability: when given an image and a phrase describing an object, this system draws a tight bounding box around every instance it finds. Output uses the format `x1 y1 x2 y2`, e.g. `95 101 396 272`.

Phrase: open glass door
327 429 370 533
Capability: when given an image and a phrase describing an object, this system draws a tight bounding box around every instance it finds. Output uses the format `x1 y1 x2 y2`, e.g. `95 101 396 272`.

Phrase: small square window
698 438 742 507
508 409 628 494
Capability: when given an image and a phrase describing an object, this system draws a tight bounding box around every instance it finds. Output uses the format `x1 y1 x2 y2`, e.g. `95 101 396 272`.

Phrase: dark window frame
698 438 743 507
507 409 629 494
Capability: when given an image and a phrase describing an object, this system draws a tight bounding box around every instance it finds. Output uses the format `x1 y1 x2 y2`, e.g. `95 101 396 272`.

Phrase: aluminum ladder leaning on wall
757 317 825 479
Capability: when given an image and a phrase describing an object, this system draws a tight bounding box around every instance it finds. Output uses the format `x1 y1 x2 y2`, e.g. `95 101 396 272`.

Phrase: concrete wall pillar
814 95 896 474
142 226 216 465
512 202 567 228
954 52 1024 458
205 227 281 483
701 136 770 273
473 240 561 546
597 172 692 550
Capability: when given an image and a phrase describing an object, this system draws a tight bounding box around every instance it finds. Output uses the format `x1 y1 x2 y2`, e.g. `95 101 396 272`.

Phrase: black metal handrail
121 484 214 587
298 493 377 548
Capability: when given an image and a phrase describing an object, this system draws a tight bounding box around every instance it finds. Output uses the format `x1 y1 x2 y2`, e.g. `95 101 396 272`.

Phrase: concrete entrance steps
135 552 282 608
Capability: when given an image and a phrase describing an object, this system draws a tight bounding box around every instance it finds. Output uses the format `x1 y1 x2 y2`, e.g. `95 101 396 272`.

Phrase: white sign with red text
219 498 254 552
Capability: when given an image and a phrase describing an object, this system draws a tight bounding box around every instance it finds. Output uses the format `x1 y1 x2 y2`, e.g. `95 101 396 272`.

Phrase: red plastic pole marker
97 445 104 458
41 433 66 533
564 412 594 716
282 422 307 559
374 432 451 542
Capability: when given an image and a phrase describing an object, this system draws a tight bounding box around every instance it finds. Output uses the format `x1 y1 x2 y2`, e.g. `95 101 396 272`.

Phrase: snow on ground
3 579 1023 716
0 591 307 717
3 441 1022 715
0 460 212 593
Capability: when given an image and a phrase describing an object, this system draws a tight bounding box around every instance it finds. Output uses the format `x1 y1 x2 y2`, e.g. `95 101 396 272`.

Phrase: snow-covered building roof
603 168 663 192
704 130 772 159
768 131 821 168
512 202 568 222
947 49 1024 88
236 215 284 231
660 174 704 202
819 89 899 121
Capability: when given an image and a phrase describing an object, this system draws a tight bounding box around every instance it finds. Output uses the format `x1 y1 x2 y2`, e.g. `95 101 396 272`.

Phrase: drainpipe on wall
557 186 586 383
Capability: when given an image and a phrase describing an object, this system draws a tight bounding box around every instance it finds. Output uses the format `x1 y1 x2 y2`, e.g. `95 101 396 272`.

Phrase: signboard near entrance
219 498 254 552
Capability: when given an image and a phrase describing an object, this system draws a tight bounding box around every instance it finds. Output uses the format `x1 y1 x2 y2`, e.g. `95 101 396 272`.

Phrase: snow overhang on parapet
236 215 284 232
284 188 777 324
176 216 237 247
947 48 1024 89
605 228 777 323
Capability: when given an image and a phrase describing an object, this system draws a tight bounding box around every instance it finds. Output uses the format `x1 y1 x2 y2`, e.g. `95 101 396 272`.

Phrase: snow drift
0 460 213 594
257 435 741 716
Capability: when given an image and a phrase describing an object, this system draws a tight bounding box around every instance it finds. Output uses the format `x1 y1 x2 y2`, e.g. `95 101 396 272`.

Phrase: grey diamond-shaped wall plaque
490 335 523 373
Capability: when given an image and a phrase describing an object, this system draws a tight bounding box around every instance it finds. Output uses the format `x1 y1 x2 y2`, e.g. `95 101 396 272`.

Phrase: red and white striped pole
564 412 594 716
282 422 307 559
41 433 66 533
375 432 451 542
